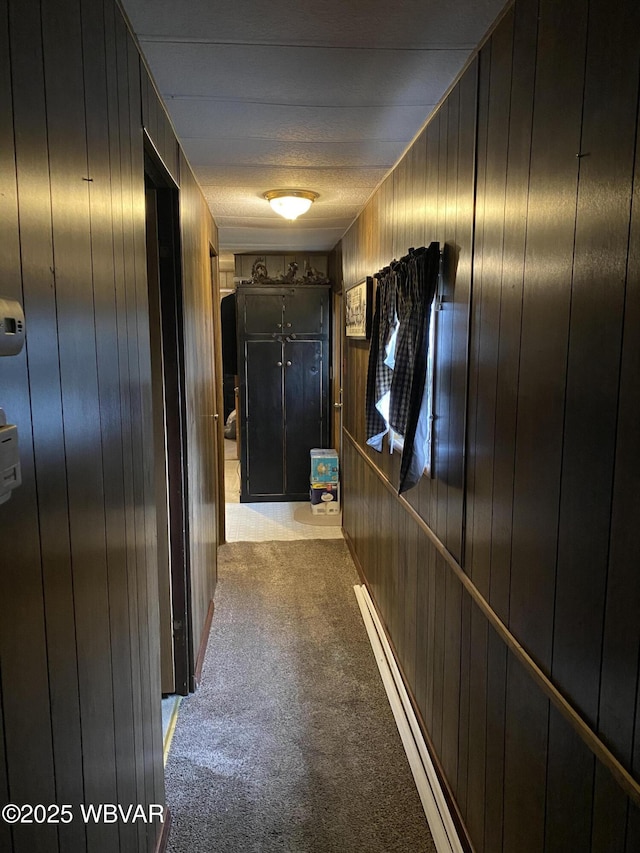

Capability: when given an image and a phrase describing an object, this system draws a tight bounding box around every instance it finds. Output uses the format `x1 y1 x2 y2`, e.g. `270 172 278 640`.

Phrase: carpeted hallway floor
165 540 436 853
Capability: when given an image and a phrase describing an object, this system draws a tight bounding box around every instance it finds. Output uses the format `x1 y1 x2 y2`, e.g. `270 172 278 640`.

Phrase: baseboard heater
354 584 464 853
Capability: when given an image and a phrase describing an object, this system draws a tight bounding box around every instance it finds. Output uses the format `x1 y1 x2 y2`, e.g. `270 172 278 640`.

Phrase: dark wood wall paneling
0 1 220 851
339 0 640 849
465 6 521 849
572 0 640 846
0 1 59 851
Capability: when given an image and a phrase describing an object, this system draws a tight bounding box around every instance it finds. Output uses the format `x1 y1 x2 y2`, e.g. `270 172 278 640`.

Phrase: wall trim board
143 128 179 190
153 807 172 853
193 599 215 688
344 529 473 853
343 428 640 808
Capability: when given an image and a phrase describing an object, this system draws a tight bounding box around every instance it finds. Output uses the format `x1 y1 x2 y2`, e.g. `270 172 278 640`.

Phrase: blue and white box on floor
310 449 340 514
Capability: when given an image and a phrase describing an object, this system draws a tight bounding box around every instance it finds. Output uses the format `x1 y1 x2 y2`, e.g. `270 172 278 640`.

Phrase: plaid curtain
394 243 440 493
364 242 440 493
365 269 397 451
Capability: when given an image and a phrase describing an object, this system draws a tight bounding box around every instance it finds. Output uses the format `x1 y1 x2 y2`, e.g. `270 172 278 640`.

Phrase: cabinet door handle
276 322 282 328
276 361 283 367
286 361 292 367
285 322 292 328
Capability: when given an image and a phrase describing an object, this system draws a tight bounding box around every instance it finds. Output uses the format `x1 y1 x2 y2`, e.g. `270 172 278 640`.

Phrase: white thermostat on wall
0 297 25 356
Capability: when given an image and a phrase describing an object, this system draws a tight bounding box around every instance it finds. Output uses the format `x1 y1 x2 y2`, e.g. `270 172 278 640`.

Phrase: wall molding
343 428 640 808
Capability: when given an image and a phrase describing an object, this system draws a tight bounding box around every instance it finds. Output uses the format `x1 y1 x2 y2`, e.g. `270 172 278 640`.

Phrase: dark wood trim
344 526 474 853
145 174 192 698
143 129 179 190
193 599 215 688
153 807 172 853
343 428 640 807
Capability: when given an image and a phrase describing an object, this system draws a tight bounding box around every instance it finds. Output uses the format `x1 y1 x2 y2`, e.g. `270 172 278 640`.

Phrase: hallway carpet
165 540 436 853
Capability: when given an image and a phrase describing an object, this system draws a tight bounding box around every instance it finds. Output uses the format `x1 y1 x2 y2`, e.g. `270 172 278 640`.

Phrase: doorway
218 263 242 520
145 149 192 697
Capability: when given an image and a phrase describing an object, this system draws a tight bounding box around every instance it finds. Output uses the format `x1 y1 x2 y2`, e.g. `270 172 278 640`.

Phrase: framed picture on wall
345 277 372 339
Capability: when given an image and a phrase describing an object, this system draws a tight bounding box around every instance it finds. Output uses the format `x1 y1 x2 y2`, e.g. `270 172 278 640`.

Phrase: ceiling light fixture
264 189 318 221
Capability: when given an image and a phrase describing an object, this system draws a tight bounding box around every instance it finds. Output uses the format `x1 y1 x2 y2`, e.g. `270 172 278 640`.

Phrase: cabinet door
244 340 284 496
283 289 327 335
284 339 326 495
242 292 283 334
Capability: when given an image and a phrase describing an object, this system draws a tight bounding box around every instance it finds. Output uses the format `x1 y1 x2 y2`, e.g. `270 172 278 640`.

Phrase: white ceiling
121 0 507 257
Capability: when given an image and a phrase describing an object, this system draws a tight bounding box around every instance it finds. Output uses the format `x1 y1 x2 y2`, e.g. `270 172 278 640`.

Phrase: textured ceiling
120 0 507 256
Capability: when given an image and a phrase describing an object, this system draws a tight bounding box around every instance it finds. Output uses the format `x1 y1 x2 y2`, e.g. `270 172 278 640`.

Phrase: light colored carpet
165 540 435 853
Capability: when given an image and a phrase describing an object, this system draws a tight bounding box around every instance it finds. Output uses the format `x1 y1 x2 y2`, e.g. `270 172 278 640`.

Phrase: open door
146 185 174 694
145 160 192 696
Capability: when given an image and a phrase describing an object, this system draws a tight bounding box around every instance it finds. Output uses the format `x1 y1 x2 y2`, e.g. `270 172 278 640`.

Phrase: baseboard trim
345 530 472 851
354 583 466 853
153 806 172 853
194 599 215 687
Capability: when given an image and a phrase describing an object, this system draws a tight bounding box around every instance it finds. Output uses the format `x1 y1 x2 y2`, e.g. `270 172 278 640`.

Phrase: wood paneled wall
340 0 640 850
0 1 219 851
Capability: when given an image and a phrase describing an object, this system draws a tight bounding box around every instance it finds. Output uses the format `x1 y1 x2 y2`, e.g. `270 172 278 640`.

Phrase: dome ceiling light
263 189 318 221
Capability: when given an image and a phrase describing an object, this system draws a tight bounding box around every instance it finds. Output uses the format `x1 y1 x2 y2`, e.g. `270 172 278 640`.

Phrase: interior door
284 338 325 495
145 187 174 695
144 169 191 696
210 251 225 545
244 339 284 497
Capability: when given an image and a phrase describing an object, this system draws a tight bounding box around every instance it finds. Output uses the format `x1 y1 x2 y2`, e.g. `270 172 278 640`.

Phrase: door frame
144 140 192 696
209 248 226 545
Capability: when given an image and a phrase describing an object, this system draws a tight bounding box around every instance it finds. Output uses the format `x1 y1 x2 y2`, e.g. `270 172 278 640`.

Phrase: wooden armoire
236 284 331 502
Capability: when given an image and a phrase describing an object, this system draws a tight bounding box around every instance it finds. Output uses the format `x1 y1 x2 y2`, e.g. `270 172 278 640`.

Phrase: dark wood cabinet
237 285 331 501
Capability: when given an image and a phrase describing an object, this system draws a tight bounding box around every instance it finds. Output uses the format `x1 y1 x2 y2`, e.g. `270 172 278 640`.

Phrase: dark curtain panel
363 242 440 492
365 270 397 451
394 242 439 493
